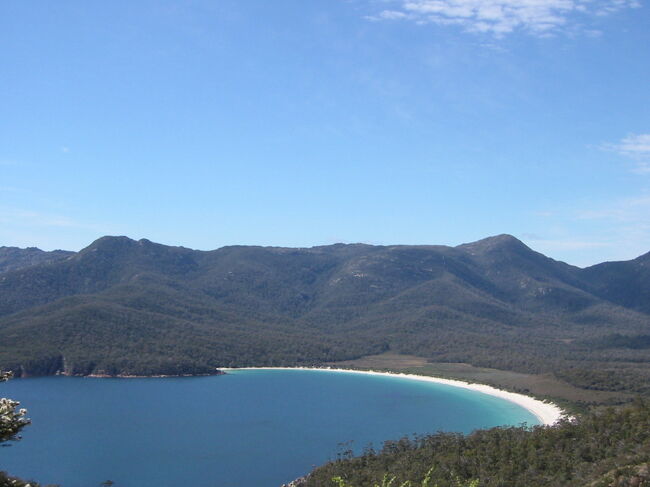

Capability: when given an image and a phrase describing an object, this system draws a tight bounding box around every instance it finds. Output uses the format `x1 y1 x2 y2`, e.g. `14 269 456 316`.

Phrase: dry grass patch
330 353 632 411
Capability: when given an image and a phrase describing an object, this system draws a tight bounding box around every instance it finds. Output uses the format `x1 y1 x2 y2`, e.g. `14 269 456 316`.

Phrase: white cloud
369 0 641 36
605 133 650 174
617 133 650 155
371 10 410 20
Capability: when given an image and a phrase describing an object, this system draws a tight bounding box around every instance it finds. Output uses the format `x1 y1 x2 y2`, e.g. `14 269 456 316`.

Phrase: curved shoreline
222 366 567 426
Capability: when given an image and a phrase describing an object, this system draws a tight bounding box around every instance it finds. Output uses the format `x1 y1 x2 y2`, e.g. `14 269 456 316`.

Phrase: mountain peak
76 236 141 260
84 235 136 249
457 234 529 254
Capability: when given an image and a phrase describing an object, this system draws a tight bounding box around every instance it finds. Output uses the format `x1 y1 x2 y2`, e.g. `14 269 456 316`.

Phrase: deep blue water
0 369 538 487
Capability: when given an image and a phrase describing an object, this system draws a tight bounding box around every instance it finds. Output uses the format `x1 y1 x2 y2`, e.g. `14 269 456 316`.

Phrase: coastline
221 366 567 426
84 371 225 379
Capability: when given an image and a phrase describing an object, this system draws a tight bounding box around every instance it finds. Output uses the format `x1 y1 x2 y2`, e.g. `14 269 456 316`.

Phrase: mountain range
0 235 649 389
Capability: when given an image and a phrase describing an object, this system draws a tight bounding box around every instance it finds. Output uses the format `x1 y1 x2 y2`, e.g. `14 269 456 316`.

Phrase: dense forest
0 235 649 398
299 400 650 487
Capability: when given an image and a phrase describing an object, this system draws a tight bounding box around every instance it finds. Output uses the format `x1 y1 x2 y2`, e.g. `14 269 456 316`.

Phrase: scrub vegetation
331 467 479 487
0 372 37 487
301 400 650 487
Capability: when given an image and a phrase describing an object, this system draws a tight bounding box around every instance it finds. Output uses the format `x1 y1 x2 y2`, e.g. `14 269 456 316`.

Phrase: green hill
0 235 648 391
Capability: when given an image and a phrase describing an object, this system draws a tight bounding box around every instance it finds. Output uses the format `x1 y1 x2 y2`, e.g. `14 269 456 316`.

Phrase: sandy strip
221 366 567 426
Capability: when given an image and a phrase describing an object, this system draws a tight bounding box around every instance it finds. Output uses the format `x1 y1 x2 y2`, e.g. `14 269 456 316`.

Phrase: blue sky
1 0 649 267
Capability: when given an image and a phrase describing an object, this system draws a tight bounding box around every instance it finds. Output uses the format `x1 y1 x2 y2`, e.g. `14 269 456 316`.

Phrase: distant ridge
581 250 650 314
0 234 648 388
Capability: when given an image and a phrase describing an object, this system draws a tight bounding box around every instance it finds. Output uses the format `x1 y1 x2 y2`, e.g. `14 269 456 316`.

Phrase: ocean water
0 369 538 487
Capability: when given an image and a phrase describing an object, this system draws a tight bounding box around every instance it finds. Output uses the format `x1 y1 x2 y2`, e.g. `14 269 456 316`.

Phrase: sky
1 0 649 267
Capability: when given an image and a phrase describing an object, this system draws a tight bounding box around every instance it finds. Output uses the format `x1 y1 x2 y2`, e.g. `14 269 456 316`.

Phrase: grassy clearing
329 352 632 411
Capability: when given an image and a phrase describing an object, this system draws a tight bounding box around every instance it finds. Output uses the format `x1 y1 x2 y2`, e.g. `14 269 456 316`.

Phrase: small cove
1 369 540 487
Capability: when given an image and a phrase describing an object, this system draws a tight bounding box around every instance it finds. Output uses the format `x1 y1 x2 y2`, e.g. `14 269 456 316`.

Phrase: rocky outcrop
281 475 309 487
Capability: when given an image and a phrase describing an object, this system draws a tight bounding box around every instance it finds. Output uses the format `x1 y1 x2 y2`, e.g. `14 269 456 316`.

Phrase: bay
0 369 539 487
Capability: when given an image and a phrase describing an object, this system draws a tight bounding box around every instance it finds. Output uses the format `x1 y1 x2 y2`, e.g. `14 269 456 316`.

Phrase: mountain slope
0 235 649 381
581 251 650 314
0 246 73 274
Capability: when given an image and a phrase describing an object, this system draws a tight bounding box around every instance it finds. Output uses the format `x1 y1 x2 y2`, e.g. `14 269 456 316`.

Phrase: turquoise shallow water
0 369 538 487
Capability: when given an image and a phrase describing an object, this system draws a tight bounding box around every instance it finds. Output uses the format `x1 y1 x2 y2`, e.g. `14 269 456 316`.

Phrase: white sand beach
222 366 567 426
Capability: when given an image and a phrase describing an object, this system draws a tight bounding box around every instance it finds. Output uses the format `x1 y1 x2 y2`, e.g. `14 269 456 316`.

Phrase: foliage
0 371 39 487
0 473 41 487
0 371 29 443
303 400 650 487
331 467 479 487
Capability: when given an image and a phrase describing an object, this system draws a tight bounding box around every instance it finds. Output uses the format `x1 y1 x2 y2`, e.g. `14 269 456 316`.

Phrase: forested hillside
0 235 649 392
300 400 650 487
